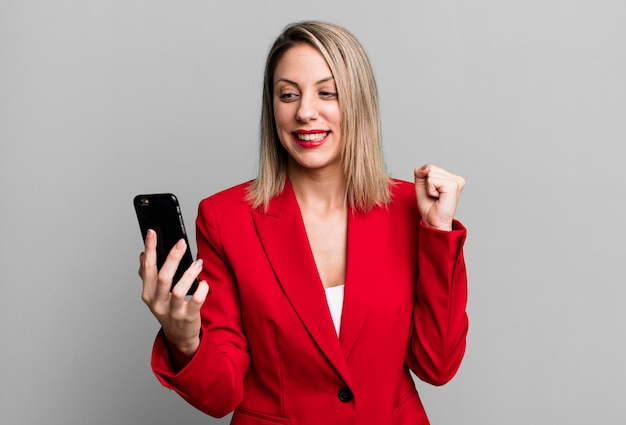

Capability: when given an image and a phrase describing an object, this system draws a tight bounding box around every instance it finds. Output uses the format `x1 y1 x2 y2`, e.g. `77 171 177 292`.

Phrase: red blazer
152 179 468 425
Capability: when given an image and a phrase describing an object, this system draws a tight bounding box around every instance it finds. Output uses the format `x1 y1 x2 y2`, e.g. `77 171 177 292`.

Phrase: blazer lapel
340 205 389 359
251 182 352 385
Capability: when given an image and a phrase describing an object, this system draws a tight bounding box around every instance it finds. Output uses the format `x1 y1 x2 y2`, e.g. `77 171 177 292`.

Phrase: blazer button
338 386 353 403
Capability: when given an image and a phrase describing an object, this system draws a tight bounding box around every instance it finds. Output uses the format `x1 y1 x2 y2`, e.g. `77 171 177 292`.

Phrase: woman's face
273 43 342 175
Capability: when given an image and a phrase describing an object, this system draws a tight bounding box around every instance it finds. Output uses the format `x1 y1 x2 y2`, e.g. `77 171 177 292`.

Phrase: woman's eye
279 92 299 101
319 91 338 99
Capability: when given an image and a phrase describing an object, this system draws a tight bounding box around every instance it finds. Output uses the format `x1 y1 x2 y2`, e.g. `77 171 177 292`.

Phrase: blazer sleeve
150 197 250 418
405 219 468 386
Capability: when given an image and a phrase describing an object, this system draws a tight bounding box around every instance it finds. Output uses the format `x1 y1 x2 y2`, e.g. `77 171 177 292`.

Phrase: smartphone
133 193 198 295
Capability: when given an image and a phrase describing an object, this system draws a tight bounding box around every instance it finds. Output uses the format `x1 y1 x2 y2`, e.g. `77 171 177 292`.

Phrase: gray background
1 0 625 424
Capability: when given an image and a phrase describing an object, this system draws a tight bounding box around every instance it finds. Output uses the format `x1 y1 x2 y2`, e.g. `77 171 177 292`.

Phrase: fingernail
147 229 156 236
176 239 186 249
421 164 428 171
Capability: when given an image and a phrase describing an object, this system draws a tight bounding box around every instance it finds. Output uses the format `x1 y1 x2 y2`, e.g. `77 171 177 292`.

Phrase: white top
324 284 345 337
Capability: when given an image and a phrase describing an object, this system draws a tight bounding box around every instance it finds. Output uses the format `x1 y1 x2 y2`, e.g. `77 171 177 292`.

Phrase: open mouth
294 131 329 142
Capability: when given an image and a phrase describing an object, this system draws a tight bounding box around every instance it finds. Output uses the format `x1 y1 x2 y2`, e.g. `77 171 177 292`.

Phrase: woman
139 21 468 424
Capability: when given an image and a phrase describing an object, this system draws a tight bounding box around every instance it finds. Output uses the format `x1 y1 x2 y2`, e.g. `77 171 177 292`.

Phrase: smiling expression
273 43 342 175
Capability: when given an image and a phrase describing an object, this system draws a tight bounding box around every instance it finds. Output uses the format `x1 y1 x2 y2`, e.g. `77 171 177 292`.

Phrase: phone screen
134 194 198 295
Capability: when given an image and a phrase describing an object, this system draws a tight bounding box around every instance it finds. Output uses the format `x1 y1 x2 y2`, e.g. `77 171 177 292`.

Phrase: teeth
296 132 328 141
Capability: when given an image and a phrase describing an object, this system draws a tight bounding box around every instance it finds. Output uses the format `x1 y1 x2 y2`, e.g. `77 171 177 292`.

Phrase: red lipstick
292 130 330 148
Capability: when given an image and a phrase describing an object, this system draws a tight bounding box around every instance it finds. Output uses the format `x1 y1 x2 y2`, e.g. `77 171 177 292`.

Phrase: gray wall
2 1 625 424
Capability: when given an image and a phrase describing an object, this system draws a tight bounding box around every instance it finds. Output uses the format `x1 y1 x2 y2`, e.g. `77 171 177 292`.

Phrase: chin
294 158 341 172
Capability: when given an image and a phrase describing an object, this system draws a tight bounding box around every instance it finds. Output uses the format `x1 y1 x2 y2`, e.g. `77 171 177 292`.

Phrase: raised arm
406 164 469 385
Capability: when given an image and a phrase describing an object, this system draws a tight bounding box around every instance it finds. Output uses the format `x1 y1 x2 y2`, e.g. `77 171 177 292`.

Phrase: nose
296 93 318 123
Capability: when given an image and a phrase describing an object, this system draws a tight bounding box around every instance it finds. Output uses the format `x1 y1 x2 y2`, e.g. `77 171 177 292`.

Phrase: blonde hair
247 21 391 211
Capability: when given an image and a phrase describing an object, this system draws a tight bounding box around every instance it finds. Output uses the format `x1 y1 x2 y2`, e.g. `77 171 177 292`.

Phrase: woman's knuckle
152 305 167 317
170 286 186 299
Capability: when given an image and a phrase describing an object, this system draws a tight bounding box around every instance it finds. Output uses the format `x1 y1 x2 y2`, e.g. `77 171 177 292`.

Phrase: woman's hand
139 229 210 359
414 164 465 231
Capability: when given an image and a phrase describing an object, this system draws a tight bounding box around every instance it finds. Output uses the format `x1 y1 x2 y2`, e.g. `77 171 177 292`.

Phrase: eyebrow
274 76 335 87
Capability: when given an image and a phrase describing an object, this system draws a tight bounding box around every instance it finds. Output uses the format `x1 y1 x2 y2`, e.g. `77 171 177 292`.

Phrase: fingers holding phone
134 193 209 359
139 228 209 357
139 229 190 304
134 193 199 295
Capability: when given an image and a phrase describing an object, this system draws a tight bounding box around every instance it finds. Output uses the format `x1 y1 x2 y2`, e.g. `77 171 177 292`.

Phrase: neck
287 163 347 213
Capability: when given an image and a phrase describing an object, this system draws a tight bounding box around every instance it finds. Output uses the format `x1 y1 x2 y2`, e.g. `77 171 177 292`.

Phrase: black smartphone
133 193 198 295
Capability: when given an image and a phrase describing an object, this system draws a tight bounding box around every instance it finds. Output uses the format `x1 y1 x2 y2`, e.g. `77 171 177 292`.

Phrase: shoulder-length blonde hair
247 21 391 211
